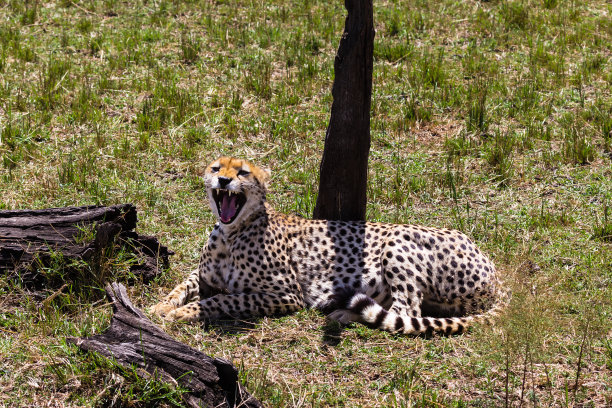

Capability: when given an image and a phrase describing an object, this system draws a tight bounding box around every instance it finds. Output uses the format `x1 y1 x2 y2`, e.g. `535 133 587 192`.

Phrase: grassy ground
0 0 611 406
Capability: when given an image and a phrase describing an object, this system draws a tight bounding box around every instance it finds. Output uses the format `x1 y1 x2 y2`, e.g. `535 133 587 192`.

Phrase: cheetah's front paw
165 304 202 322
150 302 176 318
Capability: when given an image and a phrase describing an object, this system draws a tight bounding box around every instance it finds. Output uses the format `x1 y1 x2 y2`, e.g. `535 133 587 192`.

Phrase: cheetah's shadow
199 317 261 334
196 313 442 342
320 319 443 344
197 316 443 344
321 318 345 345
199 316 347 345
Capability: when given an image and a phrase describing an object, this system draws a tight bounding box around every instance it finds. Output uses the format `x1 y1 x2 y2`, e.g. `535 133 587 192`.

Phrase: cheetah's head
204 157 270 227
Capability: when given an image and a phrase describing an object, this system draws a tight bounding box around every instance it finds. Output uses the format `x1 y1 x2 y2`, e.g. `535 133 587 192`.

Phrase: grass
0 0 611 406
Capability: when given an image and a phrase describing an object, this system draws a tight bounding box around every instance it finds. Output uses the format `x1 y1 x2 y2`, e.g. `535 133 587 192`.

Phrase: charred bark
313 0 374 221
68 282 262 408
0 204 171 288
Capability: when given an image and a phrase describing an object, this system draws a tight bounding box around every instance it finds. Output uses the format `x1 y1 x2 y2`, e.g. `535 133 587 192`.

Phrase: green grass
1 0 611 406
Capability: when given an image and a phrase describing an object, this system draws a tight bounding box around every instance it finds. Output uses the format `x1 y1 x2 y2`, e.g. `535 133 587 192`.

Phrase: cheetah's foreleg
164 292 305 322
151 268 200 317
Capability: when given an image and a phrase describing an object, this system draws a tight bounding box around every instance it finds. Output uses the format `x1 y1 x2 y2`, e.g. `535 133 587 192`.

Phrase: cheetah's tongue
220 193 238 223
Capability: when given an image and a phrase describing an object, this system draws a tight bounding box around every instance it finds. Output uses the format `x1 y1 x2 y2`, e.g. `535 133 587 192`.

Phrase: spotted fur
152 157 507 335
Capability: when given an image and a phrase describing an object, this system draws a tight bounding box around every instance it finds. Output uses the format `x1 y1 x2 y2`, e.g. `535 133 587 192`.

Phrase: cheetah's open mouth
212 188 247 224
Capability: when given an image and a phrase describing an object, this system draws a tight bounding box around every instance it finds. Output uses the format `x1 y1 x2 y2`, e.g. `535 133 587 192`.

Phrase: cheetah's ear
260 167 271 188
251 164 271 189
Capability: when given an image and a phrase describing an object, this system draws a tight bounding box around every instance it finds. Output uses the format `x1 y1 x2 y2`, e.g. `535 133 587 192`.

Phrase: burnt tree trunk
68 282 262 408
313 0 374 221
0 204 171 288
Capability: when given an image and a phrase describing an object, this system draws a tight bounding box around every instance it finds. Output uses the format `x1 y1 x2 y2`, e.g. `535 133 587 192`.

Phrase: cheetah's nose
218 177 232 188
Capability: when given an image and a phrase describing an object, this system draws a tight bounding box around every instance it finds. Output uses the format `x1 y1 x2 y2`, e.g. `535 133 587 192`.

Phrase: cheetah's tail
327 288 511 336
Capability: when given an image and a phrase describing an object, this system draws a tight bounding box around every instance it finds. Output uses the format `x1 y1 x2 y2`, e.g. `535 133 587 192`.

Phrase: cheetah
152 157 507 335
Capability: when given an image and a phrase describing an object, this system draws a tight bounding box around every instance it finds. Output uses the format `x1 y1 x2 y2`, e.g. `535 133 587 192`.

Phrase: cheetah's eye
238 169 250 177
210 166 220 173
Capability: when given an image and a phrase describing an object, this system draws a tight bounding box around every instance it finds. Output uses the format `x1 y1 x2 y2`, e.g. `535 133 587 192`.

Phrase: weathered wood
68 282 262 408
0 204 171 286
313 0 374 221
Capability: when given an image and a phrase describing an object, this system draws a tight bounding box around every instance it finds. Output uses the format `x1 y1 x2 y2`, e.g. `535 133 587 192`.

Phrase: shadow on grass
199 313 446 342
321 318 345 346
202 317 261 334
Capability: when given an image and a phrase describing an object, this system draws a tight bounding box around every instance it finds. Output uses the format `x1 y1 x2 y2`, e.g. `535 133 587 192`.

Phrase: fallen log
68 282 262 408
0 204 171 288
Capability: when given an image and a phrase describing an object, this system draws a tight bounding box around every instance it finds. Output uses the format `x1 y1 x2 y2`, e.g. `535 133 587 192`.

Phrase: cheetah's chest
222 226 295 293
